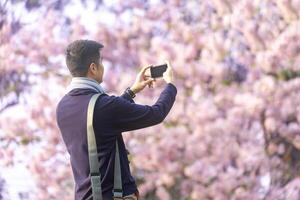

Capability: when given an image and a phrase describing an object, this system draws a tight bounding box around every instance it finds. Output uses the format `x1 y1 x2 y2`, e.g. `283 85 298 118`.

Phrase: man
56 39 177 200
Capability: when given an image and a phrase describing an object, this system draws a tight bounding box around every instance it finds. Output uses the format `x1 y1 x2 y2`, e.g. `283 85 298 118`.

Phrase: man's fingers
164 60 172 70
140 65 152 75
144 78 154 86
165 60 170 66
147 79 155 88
146 78 154 83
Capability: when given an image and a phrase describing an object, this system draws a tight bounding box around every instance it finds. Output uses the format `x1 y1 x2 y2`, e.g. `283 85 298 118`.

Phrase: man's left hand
130 65 156 94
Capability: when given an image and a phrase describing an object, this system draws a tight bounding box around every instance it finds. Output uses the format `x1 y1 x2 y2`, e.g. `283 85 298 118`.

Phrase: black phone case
150 64 168 78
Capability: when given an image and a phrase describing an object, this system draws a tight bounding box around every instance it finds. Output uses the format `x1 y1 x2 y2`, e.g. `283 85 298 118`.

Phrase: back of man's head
66 40 104 77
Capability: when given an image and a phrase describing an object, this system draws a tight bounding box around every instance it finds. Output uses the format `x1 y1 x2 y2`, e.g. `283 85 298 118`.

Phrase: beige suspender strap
87 93 102 200
113 139 123 198
87 93 123 200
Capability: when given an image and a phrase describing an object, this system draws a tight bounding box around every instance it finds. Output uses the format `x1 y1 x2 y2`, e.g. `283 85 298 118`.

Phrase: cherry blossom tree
0 0 300 199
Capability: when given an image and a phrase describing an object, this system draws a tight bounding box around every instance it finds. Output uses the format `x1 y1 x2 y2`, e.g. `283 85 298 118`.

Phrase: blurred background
1 0 300 199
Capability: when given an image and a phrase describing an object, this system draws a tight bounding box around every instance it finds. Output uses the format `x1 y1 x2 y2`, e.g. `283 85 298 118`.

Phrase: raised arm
111 83 177 132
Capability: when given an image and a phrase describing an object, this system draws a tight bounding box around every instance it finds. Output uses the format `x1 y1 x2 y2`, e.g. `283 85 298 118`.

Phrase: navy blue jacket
56 83 177 200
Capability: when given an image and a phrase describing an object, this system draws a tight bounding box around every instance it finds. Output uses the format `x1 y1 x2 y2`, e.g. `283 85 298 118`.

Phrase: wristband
125 87 136 98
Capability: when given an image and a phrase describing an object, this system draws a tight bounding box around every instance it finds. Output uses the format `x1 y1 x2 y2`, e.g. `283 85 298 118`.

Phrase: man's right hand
163 60 174 84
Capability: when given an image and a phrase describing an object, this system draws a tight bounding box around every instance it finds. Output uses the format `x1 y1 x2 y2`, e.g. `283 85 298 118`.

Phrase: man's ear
89 63 97 75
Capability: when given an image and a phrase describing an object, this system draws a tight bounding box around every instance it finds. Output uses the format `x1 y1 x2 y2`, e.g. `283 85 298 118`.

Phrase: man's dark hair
65 40 104 77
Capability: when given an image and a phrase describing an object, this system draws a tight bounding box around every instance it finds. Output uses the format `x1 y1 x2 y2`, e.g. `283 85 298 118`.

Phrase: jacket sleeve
120 90 135 103
110 83 177 132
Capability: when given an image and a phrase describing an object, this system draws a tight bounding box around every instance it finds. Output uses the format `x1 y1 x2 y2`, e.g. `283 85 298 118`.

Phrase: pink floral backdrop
0 0 300 199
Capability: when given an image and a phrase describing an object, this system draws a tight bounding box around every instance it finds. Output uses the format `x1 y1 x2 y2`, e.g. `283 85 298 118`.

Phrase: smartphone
150 64 168 78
